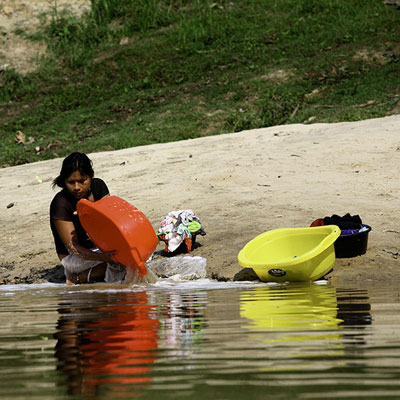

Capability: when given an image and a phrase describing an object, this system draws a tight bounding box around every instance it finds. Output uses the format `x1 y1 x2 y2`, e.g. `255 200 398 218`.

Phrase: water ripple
0 282 399 399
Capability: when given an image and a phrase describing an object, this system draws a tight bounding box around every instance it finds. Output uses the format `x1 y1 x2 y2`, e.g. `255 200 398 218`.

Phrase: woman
50 152 126 285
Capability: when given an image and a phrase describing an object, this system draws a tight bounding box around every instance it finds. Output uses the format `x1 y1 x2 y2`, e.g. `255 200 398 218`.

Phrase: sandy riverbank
1 115 399 285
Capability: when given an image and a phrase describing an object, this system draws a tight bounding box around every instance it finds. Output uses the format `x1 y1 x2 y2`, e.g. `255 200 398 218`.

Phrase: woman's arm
54 219 115 263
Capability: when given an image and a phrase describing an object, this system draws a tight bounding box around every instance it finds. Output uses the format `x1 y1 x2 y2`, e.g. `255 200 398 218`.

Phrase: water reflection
54 288 207 398
54 290 159 397
1 282 399 399
240 284 372 371
241 284 371 331
336 288 372 348
241 284 343 332
157 291 205 356
336 288 372 327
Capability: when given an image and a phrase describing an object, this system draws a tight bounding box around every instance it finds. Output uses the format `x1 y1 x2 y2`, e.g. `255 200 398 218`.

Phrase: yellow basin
238 225 340 282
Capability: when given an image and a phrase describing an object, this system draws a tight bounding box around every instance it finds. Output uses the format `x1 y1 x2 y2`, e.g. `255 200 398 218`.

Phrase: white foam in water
152 278 273 290
0 256 328 293
146 256 273 290
75 280 274 294
0 282 64 295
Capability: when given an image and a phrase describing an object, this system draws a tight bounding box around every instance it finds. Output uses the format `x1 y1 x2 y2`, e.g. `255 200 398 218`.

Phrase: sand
1 115 400 285
0 0 90 74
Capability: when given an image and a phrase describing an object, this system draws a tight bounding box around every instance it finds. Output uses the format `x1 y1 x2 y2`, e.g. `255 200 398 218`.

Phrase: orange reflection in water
55 290 159 398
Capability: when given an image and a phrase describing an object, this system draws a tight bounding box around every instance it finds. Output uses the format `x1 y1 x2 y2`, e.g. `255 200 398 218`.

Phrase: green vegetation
0 0 399 166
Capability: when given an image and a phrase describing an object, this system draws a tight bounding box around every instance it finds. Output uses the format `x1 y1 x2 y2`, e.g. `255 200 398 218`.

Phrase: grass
0 0 399 167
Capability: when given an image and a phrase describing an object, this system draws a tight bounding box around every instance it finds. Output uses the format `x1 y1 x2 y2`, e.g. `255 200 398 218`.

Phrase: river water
0 280 399 400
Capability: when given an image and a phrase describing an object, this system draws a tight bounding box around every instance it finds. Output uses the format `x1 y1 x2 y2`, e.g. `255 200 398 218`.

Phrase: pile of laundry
157 210 206 253
310 213 371 258
310 213 368 235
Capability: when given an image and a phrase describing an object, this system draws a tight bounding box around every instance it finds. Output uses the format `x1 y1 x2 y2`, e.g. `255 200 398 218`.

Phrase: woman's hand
71 235 116 262
96 250 117 264
54 219 117 262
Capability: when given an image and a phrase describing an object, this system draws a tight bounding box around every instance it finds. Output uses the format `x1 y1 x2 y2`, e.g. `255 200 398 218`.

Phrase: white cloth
167 210 195 225
104 263 127 283
165 232 182 252
61 253 126 283
61 255 102 275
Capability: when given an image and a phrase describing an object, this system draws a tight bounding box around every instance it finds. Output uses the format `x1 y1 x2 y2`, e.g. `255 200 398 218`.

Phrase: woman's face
65 171 92 199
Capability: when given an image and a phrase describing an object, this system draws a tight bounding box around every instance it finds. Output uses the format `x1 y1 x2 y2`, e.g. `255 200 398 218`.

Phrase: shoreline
1 115 399 285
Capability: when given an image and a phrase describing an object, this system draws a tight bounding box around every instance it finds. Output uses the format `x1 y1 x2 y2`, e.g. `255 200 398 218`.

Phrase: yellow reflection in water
241 284 344 343
240 284 346 371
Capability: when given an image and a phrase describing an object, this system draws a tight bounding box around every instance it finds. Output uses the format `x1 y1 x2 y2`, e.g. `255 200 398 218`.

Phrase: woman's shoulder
50 189 68 205
91 177 109 199
92 177 108 190
92 177 106 185
50 189 73 217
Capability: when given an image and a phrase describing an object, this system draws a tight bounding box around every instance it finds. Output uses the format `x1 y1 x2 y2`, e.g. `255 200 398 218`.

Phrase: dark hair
53 152 94 188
